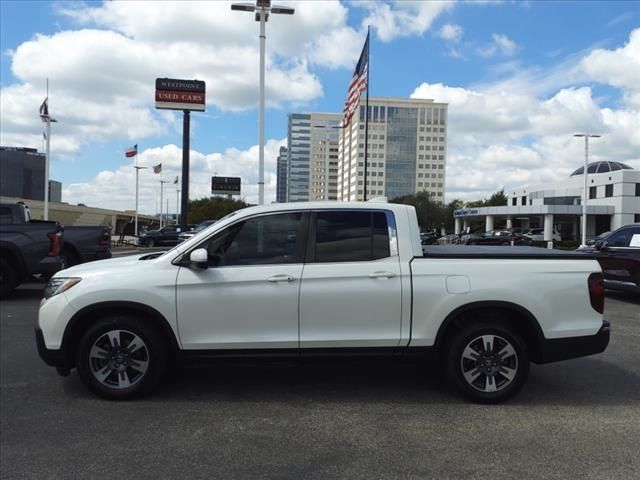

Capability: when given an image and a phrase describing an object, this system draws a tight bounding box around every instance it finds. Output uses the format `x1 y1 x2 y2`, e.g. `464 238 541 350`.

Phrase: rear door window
313 210 390 263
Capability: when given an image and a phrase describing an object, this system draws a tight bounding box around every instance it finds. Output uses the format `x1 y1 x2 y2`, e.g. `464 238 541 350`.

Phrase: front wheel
445 322 529 403
0 258 18 298
76 315 167 400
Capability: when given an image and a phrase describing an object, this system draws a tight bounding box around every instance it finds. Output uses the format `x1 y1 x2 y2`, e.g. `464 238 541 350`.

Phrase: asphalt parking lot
1 282 639 480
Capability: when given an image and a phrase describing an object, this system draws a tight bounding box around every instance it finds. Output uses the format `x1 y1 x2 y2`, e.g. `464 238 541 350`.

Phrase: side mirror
189 248 208 269
594 240 606 251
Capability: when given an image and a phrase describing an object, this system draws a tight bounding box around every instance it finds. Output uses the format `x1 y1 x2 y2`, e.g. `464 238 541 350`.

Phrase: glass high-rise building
0 146 46 201
337 97 448 203
286 112 342 202
276 146 288 203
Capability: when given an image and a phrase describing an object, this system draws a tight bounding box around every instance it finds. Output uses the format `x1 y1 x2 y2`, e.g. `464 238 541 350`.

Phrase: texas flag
125 144 137 158
153 163 162 174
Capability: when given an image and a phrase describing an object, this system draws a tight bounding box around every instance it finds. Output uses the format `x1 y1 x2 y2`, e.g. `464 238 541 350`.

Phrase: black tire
444 322 529 404
0 258 18 298
76 315 167 400
61 247 81 268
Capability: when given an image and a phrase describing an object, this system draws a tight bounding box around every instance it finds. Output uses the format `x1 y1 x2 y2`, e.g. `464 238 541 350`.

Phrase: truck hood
54 252 161 278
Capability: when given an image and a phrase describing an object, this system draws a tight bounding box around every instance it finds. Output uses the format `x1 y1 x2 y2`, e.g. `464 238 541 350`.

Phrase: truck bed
422 245 595 260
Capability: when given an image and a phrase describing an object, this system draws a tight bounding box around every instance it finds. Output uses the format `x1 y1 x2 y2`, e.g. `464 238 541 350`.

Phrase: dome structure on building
570 161 633 177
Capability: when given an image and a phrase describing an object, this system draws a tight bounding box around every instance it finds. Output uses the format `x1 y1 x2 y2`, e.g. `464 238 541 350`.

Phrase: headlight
43 277 82 300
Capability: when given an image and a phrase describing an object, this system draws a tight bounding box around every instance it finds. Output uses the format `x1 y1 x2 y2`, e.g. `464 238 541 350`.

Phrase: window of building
605 184 613 197
636 183 640 196
418 173 423 178
360 106 365 121
205 213 303 267
589 186 597 199
521 196 526 206
418 182 423 187
373 106 379 122
380 107 385 122
426 108 432 124
313 211 390 263
512 197 517 206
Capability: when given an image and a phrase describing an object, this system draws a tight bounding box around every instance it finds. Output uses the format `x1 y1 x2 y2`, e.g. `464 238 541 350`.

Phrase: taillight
47 231 62 257
588 272 605 314
99 228 111 246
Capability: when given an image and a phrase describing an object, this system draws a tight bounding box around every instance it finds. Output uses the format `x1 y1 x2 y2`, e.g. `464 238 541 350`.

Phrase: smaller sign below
212 176 241 196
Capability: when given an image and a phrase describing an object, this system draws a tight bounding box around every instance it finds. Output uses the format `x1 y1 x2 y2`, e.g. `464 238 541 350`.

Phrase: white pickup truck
36 201 609 403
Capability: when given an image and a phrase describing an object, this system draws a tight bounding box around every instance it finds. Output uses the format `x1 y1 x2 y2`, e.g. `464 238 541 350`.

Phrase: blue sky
1 1 638 213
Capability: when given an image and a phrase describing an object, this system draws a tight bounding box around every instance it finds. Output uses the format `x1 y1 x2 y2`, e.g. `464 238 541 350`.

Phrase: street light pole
574 133 601 247
133 164 147 237
231 0 294 205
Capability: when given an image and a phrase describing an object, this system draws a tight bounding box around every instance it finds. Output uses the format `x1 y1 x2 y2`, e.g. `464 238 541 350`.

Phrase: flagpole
176 188 180 226
133 148 146 238
160 173 164 229
44 79 50 220
363 26 370 202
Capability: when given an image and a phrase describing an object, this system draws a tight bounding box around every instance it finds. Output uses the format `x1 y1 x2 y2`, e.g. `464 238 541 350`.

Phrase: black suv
579 224 640 295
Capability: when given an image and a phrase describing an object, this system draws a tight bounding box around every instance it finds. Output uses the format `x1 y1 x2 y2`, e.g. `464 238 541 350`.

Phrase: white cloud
412 81 639 201
579 28 640 108
477 33 519 58
62 139 287 213
360 1 454 42
438 23 463 42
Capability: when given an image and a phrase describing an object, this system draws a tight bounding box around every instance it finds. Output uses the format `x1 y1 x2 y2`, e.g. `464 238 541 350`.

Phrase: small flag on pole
343 31 369 128
153 163 162 174
125 144 138 158
173 175 179 185
39 97 49 118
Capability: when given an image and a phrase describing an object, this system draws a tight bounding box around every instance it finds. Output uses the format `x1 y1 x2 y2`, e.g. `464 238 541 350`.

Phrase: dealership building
453 161 640 241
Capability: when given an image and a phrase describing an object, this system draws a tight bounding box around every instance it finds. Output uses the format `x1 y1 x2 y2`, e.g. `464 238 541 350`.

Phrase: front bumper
35 327 71 369
535 320 610 364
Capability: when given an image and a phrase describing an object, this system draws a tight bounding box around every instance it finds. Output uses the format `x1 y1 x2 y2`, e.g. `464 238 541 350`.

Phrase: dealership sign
453 208 480 217
155 78 206 112
212 176 241 196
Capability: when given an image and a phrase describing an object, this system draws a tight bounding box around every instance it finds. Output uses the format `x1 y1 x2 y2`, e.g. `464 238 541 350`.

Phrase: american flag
153 163 162 174
39 97 49 121
173 175 179 185
343 31 369 128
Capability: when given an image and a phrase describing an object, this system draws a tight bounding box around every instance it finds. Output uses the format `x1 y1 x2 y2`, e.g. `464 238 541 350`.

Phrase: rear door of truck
299 209 403 349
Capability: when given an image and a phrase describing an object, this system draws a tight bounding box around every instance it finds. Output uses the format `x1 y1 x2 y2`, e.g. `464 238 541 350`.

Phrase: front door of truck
176 212 307 350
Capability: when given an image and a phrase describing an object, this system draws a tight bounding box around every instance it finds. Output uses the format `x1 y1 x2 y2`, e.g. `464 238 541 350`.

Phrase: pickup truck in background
0 203 111 267
138 224 196 247
0 217 64 297
36 201 608 403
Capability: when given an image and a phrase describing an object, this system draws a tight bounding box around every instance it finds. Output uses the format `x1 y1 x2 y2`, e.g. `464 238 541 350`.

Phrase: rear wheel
61 247 81 268
445 322 529 403
0 258 18 298
76 315 167 400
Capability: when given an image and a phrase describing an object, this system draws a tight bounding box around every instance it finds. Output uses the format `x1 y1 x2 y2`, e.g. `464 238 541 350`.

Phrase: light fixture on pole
573 133 601 247
231 0 294 205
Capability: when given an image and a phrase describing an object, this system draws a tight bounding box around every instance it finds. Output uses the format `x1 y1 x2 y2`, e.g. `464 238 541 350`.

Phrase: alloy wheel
89 329 150 389
460 334 518 393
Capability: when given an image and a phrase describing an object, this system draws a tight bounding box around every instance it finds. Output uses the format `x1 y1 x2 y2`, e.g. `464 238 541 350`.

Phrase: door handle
267 274 296 283
369 271 396 279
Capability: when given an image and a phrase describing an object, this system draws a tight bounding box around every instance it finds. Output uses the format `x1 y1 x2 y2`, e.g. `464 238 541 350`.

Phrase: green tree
187 197 249 224
466 189 507 208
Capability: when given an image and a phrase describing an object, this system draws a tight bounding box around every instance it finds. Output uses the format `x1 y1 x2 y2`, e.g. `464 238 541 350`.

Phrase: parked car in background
420 231 440 245
0 203 111 268
464 230 532 246
178 219 217 243
523 228 562 242
0 206 64 296
437 233 461 245
578 223 640 295
587 231 611 246
138 224 196 247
